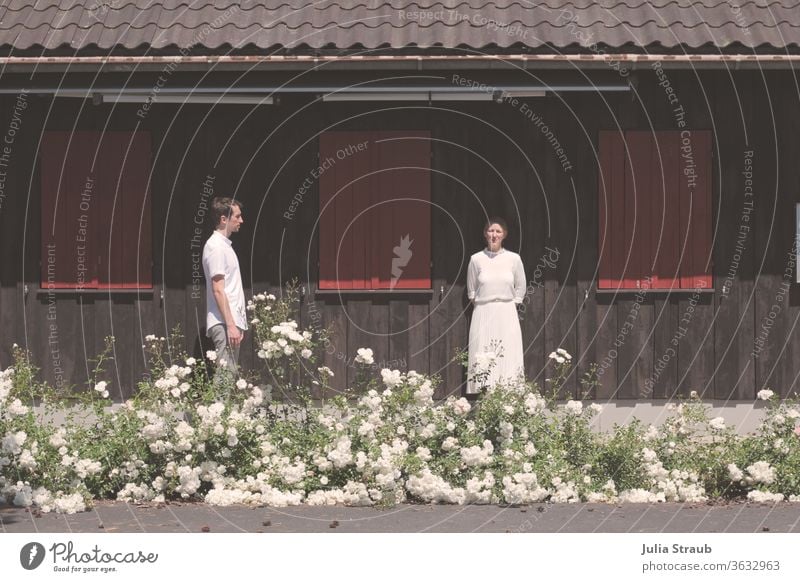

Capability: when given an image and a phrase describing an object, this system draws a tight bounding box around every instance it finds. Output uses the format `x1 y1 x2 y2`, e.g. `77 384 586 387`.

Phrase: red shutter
97 132 125 288
318 133 339 290
41 131 152 289
373 131 431 289
599 130 711 290
97 132 152 289
350 132 372 289
319 132 373 289
624 131 654 289
684 130 712 289
651 132 681 289
319 131 431 290
41 131 99 288
598 131 626 290
128 132 153 288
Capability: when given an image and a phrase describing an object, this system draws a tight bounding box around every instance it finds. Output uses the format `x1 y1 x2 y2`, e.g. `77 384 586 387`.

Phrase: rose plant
2 290 800 513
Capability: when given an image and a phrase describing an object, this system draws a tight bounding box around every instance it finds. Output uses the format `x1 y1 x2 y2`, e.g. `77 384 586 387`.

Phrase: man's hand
227 324 243 347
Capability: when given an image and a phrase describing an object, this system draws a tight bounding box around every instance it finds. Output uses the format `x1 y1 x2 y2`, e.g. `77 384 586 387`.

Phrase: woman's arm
467 257 478 302
513 255 527 304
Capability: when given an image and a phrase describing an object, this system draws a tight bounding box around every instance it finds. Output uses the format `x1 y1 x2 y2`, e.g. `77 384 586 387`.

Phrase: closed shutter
41 131 98 288
41 131 152 289
319 131 431 290
598 130 712 290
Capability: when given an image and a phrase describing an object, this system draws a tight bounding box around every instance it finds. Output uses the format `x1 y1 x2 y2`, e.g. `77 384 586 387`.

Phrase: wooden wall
1 70 799 401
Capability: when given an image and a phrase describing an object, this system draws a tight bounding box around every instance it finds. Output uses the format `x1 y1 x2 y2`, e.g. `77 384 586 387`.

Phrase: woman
466 218 526 394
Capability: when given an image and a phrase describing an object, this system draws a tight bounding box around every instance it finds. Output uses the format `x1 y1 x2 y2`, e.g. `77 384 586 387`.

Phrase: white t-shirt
203 231 248 332
467 249 526 305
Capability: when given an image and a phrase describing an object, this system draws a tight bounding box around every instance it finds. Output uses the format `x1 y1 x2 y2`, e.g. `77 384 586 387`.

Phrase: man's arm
211 275 243 347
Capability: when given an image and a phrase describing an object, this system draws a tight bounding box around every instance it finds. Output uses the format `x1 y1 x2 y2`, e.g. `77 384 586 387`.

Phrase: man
203 197 247 374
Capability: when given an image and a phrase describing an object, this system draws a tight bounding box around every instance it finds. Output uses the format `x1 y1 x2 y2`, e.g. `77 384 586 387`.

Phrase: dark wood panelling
543 99 579 398
388 298 410 369
753 74 799 397
2 71 798 403
407 300 431 376
712 71 756 400
674 74 716 398
773 75 800 397
613 86 654 399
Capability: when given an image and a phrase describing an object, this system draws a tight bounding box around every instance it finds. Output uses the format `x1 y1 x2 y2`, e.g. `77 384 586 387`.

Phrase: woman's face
484 223 506 248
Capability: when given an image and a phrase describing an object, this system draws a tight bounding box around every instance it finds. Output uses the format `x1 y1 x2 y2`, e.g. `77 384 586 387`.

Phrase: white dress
466 248 526 394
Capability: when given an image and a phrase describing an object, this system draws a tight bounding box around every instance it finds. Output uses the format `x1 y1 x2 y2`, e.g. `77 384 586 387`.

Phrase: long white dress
466 248 526 394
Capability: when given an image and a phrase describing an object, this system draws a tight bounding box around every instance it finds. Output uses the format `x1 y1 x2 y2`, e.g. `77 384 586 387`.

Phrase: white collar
213 230 233 246
484 247 505 257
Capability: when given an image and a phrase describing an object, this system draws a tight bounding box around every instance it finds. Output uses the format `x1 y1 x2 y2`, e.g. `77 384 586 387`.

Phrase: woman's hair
484 216 509 236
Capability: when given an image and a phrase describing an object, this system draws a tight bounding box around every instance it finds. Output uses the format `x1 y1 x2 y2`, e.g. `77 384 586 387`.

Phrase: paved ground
2 501 800 533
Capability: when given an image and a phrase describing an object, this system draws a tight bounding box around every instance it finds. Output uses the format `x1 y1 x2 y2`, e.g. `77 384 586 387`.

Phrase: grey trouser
207 324 244 374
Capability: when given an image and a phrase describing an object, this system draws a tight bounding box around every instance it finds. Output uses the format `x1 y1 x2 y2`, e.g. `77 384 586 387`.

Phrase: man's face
222 204 243 235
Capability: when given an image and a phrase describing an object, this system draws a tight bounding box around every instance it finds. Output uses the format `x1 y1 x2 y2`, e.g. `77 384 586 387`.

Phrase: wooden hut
1 2 799 406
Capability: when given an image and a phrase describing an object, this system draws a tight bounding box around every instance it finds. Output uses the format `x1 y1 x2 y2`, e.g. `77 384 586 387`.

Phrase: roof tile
0 1 797 51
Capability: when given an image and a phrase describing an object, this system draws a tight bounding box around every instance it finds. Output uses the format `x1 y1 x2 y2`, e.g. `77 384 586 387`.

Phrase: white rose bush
3 286 800 513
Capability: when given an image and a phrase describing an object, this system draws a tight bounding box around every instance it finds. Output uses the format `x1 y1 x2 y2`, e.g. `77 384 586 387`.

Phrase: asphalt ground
3 501 800 533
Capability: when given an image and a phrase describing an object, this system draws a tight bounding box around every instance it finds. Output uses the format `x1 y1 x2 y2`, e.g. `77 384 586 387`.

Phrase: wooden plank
597 131 614 289
600 130 627 290
542 101 578 398
345 297 389 388
373 131 432 289
772 74 800 398
337 133 356 290
131 113 169 388
754 73 799 397
652 131 681 290
428 116 468 398
388 299 410 371
114 297 137 400
506 102 546 392
712 70 756 400
622 132 642 289
90 294 115 397
374 132 395 290
674 73 716 398
675 293 715 397
18 98 50 384
628 131 654 288
97 131 125 288
318 133 338 289
646 96 681 399
407 300 430 376
650 132 681 398
161 110 198 360
615 91 655 399
120 131 152 288
692 130 713 289
650 296 680 399
749 71 777 394
678 132 697 289
349 131 370 289
0 94 38 367
319 297 349 396
573 94 611 400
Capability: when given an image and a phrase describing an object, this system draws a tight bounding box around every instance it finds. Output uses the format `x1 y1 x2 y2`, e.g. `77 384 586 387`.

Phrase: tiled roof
0 1 797 52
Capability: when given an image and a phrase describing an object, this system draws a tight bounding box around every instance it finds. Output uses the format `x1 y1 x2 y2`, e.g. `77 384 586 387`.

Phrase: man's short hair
211 197 243 228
